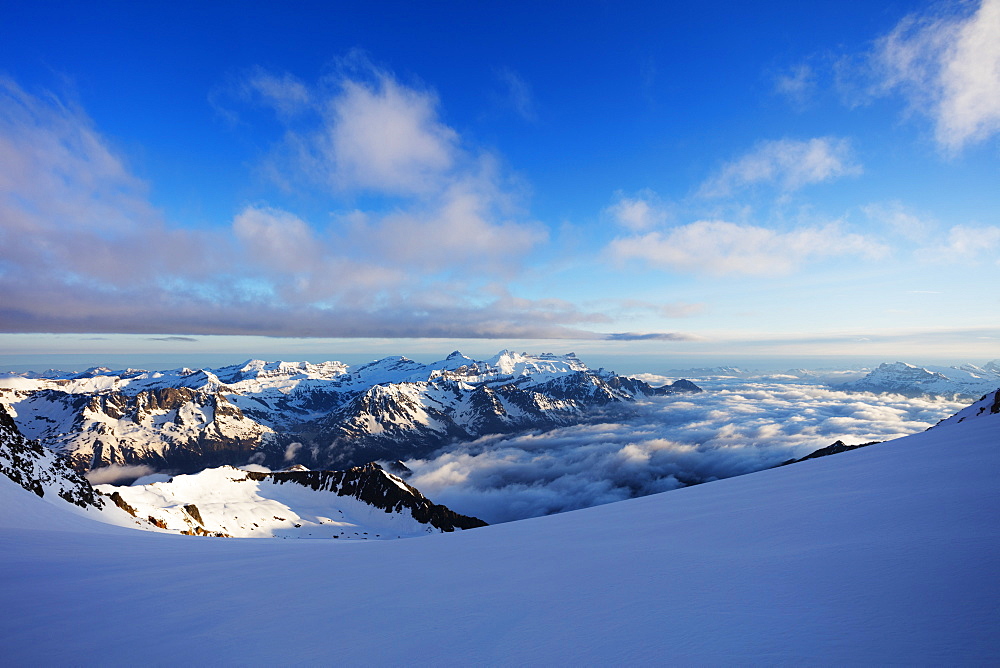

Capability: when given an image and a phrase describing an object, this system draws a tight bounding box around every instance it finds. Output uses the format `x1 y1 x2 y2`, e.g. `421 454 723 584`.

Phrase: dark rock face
0 404 103 509
779 439 881 466
657 379 703 394
245 462 487 532
108 491 136 516
16 387 268 474
183 504 204 526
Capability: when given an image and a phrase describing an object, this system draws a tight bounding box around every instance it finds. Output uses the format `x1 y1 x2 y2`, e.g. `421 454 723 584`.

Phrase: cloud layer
406 382 967 523
0 72 584 339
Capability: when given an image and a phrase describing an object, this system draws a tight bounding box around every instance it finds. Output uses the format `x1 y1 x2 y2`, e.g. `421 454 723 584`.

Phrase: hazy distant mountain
838 361 1000 399
0 351 701 476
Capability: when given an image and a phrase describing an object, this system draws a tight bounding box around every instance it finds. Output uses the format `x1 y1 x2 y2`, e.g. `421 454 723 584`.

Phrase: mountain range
0 350 701 477
2 380 997 663
0 402 485 539
838 360 1000 398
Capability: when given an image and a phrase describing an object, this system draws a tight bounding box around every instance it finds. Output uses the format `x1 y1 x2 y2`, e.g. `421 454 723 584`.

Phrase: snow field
1 404 997 664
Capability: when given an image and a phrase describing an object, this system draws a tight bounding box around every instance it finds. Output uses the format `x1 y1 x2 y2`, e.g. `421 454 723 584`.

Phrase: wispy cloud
242 68 312 118
85 464 157 485
604 332 701 342
609 220 883 276
616 299 706 319
699 137 862 197
916 223 1000 263
867 0 1000 153
862 200 936 242
146 336 198 342
495 67 537 121
774 63 817 108
605 190 669 231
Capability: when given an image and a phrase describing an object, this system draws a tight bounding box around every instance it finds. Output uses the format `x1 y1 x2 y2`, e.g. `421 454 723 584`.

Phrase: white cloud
0 78 215 288
609 220 883 276
259 65 546 274
775 63 817 107
0 76 590 340
243 69 311 118
916 223 1000 263
86 464 157 485
284 442 304 462
872 0 1000 152
233 205 322 272
316 73 458 195
862 201 936 242
700 137 862 197
355 171 547 275
606 191 669 231
407 381 966 523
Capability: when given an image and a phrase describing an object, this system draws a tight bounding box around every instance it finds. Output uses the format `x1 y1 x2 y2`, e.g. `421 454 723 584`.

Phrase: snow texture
0 389 998 664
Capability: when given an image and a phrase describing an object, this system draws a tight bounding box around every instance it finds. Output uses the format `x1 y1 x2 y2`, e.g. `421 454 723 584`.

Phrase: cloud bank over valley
407 381 966 523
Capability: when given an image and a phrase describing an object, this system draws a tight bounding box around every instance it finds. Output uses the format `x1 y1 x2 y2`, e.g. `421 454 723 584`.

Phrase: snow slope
1 391 997 664
95 464 485 539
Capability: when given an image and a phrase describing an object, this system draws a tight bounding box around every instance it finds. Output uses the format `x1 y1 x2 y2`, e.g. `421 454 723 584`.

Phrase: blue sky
1 0 998 370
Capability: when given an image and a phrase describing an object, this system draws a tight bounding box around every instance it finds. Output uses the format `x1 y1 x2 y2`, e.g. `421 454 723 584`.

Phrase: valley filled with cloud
409 379 965 523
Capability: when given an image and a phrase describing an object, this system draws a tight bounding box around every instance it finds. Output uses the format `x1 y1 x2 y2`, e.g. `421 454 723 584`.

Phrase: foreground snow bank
1 407 998 664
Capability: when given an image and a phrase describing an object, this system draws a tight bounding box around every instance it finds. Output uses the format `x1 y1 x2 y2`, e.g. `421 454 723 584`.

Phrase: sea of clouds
406 380 966 523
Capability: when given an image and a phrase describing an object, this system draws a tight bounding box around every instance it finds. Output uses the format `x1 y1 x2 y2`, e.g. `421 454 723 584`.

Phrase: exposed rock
245 462 487 532
108 491 137 517
0 404 103 509
183 504 204 526
779 439 881 466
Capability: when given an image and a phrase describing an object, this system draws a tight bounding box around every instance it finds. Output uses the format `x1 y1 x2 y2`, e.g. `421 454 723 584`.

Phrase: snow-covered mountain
0 405 485 539
0 404 103 510
1 386 997 664
96 463 486 539
935 386 1000 425
0 351 701 475
839 360 1000 398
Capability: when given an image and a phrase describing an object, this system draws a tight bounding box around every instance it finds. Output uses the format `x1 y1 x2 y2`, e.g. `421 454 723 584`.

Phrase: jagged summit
1 351 702 475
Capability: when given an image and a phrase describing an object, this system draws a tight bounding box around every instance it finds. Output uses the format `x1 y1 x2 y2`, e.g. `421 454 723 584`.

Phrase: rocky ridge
96 462 487 539
1 351 702 475
1 402 486 540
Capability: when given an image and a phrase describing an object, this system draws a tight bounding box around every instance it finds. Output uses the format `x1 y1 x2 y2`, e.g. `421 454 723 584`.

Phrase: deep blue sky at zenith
1 1 998 369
